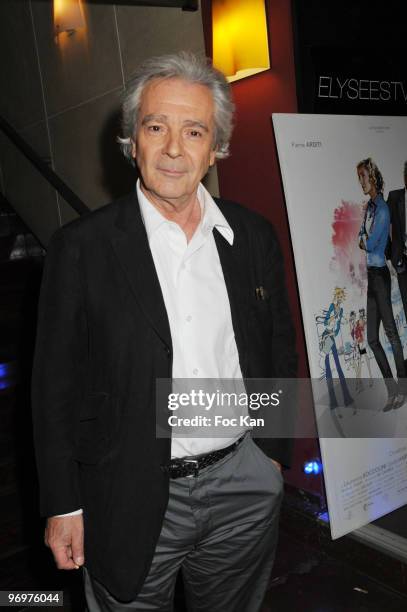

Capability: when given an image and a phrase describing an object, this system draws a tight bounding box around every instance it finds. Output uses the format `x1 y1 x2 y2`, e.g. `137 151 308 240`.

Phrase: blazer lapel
214 228 250 377
109 192 172 350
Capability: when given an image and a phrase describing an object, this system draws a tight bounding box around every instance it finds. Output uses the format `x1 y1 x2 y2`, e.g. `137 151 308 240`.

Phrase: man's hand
45 515 84 570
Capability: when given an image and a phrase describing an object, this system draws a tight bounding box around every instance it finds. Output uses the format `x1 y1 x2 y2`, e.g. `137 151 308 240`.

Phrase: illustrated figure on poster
321 287 353 408
357 157 406 410
351 308 373 393
349 310 361 391
349 309 357 356
388 161 407 334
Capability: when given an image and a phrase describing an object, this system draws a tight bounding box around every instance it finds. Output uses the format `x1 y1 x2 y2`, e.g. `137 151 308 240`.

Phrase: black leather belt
161 435 246 479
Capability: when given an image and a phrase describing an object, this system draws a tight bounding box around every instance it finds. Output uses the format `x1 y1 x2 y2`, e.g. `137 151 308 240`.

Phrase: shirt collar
370 193 384 207
136 180 234 245
196 183 234 245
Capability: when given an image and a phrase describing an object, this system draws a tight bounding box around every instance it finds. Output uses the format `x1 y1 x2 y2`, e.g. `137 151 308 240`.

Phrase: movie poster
273 114 407 538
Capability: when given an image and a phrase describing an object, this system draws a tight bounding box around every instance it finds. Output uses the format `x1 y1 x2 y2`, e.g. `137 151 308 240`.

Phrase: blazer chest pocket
250 287 272 318
249 287 273 343
251 299 271 315
75 393 110 465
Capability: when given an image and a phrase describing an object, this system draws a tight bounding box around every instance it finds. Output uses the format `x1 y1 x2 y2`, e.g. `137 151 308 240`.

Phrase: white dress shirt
138 181 247 458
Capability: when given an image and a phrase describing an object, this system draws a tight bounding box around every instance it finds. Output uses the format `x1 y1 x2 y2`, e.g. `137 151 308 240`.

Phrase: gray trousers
84 434 284 612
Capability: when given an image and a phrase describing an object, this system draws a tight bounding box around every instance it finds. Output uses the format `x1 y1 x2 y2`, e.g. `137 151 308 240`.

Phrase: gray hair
118 51 234 164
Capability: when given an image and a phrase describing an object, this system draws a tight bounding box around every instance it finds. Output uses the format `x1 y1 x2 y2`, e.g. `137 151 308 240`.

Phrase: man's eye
189 130 202 138
148 125 162 132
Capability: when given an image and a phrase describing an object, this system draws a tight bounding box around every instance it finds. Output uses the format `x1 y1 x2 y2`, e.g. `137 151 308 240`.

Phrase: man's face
358 166 374 197
132 77 217 209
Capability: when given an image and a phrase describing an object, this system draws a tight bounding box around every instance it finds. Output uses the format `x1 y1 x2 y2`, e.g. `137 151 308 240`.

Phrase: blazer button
164 346 171 358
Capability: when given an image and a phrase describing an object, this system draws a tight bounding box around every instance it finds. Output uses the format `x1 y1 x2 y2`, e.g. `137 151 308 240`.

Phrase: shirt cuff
53 509 83 517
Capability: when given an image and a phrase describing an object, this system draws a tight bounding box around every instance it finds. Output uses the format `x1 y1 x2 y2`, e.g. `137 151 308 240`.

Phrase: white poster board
273 114 407 538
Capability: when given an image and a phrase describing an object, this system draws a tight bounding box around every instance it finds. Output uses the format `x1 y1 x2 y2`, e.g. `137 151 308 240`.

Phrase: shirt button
193 368 199 375
186 315 192 322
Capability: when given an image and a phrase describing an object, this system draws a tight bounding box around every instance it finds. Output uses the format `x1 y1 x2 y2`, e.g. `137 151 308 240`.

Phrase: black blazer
32 191 297 600
388 188 406 268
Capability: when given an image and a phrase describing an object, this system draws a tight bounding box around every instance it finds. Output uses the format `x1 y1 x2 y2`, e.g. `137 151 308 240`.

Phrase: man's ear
209 147 217 167
131 140 136 159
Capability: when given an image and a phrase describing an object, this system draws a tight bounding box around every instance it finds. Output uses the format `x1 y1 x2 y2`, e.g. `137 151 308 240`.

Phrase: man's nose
163 130 183 158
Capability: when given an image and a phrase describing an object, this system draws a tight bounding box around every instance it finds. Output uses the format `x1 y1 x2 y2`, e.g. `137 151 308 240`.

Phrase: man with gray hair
32 51 297 611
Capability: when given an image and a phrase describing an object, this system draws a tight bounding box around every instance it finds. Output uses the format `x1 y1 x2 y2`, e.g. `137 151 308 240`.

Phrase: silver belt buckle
183 458 199 478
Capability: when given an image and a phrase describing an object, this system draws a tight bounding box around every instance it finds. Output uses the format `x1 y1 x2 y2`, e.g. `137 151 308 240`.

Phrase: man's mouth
158 168 186 176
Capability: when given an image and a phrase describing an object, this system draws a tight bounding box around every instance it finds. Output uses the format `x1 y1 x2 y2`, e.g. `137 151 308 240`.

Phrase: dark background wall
292 0 407 116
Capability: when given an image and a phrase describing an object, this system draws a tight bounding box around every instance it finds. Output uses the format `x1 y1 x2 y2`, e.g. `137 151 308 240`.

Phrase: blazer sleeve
253 223 298 468
265 224 298 380
31 228 88 517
